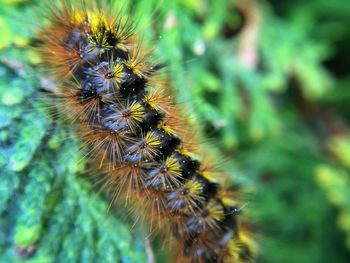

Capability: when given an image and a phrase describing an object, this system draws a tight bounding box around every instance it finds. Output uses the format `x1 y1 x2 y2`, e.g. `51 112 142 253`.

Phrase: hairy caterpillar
37 1 255 262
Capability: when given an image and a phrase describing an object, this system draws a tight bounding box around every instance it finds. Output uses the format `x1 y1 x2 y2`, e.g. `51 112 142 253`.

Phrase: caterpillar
37 1 255 262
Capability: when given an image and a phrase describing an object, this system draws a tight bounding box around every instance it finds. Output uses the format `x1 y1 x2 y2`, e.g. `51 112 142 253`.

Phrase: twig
0 57 26 76
236 0 261 69
144 237 156 263
0 57 59 94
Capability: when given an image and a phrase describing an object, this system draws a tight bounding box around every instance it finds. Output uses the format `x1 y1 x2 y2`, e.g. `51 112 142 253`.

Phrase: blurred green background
1 0 350 262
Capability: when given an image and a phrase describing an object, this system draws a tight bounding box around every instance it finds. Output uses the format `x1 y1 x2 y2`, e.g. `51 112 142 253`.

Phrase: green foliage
1 0 350 263
316 165 350 249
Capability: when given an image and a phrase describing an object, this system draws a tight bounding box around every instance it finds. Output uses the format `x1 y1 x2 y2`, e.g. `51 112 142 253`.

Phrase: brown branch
144 237 156 263
236 0 262 69
0 57 59 94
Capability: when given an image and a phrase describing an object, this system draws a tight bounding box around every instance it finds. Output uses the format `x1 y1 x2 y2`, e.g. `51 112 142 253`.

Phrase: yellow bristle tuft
145 131 161 148
165 156 182 177
206 199 225 222
129 101 145 122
